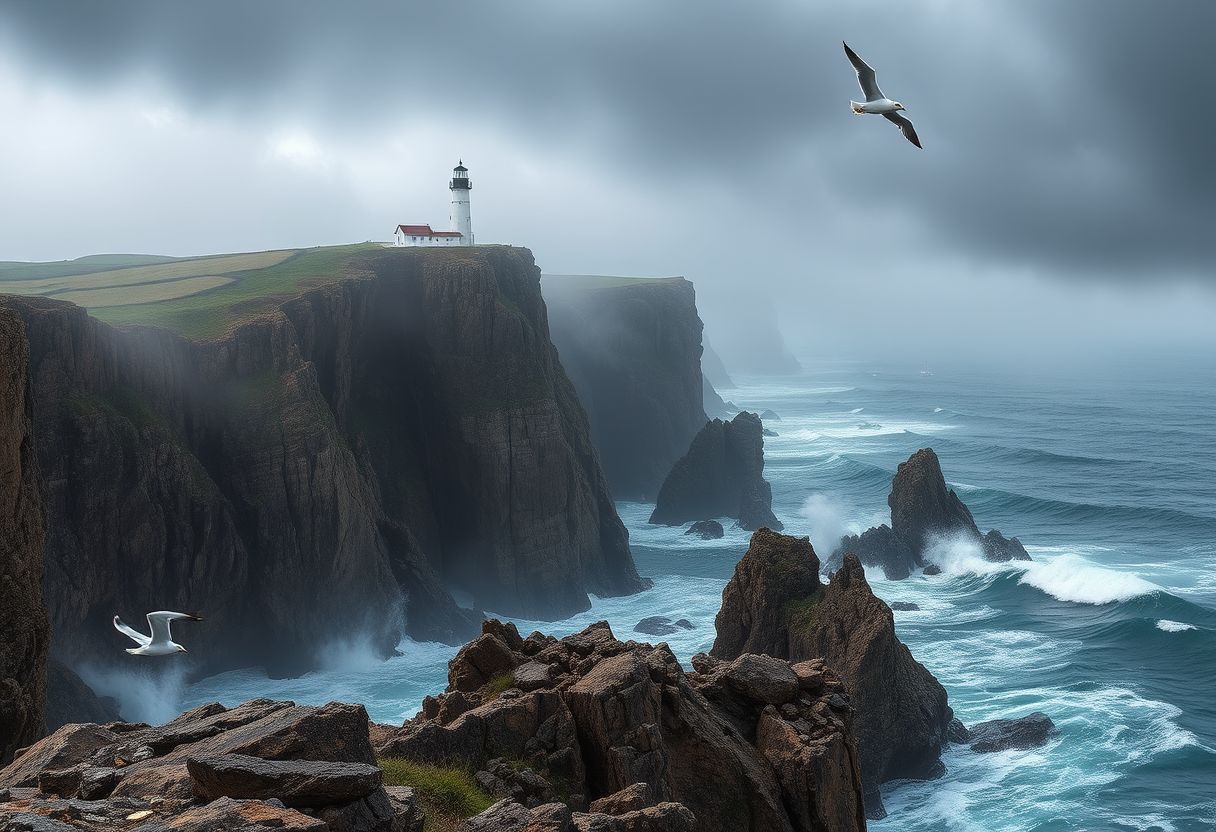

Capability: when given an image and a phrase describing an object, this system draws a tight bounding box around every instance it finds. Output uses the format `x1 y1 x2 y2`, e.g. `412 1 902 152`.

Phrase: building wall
449 190 473 245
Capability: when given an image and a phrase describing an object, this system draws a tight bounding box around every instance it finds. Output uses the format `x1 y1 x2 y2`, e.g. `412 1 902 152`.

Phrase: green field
1 245 380 339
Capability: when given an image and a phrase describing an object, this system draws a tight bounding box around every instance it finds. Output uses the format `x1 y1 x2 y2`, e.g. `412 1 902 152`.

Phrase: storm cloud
1 1 1214 362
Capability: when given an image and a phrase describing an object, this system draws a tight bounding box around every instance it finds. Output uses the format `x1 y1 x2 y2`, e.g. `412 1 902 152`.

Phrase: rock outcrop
684 520 724 540
649 412 781 531
712 529 952 818
542 276 708 500
2 246 648 678
0 308 49 764
377 620 867 832
962 713 1055 753
0 698 423 832
830 448 1030 579
43 661 121 733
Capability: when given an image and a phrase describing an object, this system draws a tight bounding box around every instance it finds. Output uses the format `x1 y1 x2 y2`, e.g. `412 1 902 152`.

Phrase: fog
2 0 1214 368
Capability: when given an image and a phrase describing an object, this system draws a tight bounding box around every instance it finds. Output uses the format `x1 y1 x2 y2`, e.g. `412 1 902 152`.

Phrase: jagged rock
967 713 1055 752
889 602 921 611
761 428 778 437
712 529 952 818
42 662 122 734
947 718 971 744
382 786 426 832
314 786 421 832
449 632 520 693
0 309 48 765
981 529 1031 563
512 662 554 693
144 796 328 831
589 783 653 815
0 724 120 788
649 413 781 531
832 524 919 581
712 529 820 660
922 564 942 576
759 410 781 422
379 620 866 832
185 754 381 807
541 275 708 501
684 520 724 540
572 802 697 832
459 798 531 831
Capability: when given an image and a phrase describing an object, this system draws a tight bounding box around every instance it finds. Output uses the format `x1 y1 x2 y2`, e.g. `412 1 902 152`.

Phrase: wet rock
832 524 919 581
981 529 1032 563
947 718 971 744
889 601 921 611
684 520 724 540
967 713 1055 752
633 618 680 637
649 412 781 531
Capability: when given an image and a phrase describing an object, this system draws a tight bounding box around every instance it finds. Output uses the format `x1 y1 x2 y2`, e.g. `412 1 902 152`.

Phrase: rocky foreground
377 620 867 832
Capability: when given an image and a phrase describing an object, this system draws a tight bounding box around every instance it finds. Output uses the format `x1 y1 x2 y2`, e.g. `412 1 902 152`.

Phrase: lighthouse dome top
453 161 468 172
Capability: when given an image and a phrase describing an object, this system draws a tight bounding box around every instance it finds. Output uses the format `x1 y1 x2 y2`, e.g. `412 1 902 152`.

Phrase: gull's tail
851 101 865 114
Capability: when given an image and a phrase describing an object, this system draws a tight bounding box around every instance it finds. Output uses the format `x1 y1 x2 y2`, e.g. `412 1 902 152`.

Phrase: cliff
541 276 707 500
830 448 1030 579
377 620 867 832
712 529 951 818
649 412 781 531
0 246 648 682
0 309 49 763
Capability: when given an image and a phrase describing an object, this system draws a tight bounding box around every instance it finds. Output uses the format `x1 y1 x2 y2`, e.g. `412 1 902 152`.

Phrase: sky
2 1 1214 367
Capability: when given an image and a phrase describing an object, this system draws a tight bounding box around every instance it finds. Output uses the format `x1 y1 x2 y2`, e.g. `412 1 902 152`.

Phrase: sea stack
649 412 782 531
713 528 952 818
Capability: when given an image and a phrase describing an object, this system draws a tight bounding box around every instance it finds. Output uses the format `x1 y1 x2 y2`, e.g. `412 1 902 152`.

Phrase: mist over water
183 357 1216 830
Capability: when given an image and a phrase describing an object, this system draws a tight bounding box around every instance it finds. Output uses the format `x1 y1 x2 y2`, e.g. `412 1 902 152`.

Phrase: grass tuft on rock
480 672 515 701
378 758 494 832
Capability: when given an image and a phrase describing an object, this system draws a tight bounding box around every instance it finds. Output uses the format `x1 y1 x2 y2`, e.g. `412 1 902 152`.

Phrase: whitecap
933 407 943 413
1155 619 1197 633
1017 555 1159 605
850 407 864 413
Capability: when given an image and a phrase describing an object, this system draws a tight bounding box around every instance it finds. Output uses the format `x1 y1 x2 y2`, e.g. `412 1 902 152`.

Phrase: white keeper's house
393 161 475 247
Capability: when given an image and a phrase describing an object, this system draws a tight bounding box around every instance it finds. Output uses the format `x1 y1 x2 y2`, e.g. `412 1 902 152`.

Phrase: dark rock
922 564 942 576
0 724 120 788
512 661 554 693
649 413 781 531
0 308 48 766
383 786 426 832
759 410 781 422
889 448 981 554
572 802 697 832
43 661 121 733
186 753 382 807
889 601 921 611
761 428 778 437
716 654 799 705
967 713 1055 752
633 617 681 637
684 520 724 540
143 796 328 831
711 530 953 818
314 786 416 832
832 524 920 581
448 633 519 694
947 718 971 744
981 529 1032 563
541 275 708 501
589 782 653 814
673 620 693 631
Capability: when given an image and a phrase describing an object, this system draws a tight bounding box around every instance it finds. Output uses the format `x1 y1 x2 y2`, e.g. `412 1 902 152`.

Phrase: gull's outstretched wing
146 611 201 646
883 111 922 148
113 615 151 646
844 42 884 102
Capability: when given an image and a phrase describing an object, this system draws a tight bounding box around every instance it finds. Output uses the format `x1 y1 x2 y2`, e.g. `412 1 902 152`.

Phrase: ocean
175 359 1216 831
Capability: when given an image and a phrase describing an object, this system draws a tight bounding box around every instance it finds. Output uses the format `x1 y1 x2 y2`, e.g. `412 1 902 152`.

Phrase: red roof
396 224 463 237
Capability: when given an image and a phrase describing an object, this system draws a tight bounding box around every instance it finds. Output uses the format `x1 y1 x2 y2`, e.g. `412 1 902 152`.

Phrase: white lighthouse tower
448 161 473 245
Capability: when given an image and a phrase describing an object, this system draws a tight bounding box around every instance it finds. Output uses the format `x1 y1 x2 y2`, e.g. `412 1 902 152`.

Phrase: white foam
933 407 944 413
1017 555 1159 605
850 407 864 413
1155 619 1197 633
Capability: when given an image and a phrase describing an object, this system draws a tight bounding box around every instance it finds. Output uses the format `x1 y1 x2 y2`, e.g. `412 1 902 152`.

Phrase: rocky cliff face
378 620 867 832
712 530 951 818
830 448 1030 579
649 412 781 531
542 277 707 500
1 247 647 682
0 309 49 764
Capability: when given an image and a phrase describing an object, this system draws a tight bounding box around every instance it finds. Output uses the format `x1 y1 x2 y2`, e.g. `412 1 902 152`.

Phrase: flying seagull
113 611 201 656
843 41 922 149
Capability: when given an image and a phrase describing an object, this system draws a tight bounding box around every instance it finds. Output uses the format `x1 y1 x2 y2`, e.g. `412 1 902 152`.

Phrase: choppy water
175 360 1216 831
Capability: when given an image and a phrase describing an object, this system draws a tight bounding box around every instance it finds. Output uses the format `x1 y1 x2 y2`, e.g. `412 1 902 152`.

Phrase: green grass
0 253 185 281
88 244 377 339
784 590 824 631
378 759 494 832
480 672 515 701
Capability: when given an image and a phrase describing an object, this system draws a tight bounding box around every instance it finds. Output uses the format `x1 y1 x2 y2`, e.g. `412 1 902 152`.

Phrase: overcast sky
2 1 1214 366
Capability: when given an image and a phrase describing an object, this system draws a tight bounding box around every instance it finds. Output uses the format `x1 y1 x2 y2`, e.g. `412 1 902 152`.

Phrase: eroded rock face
649 413 781 532
378 620 866 832
831 448 1030 579
542 276 708 501
0 698 422 832
43 662 121 734
0 308 49 764
712 529 952 818
966 713 1055 753
684 520 724 540
2 246 649 680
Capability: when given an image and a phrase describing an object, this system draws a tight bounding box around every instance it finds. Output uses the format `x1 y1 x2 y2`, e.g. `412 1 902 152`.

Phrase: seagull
113 611 201 656
843 41 922 149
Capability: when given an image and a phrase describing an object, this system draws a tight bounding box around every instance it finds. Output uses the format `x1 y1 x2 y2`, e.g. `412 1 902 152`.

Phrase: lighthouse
448 161 473 245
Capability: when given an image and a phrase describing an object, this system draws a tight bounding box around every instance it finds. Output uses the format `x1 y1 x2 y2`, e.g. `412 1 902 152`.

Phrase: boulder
589 783 653 815
981 529 1032 563
889 602 921 611
633 618 688 637
684 520 724 540
141 796 328 831
572 802 697 832
449 633 520 694
186 754 382 807
715 655 799 706
0 724 120 788
832 524 920 581
649 413 781 531
967 713 1055 752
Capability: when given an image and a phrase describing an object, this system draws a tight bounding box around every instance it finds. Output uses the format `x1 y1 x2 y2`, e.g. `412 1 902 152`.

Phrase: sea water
179 359 1216 831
